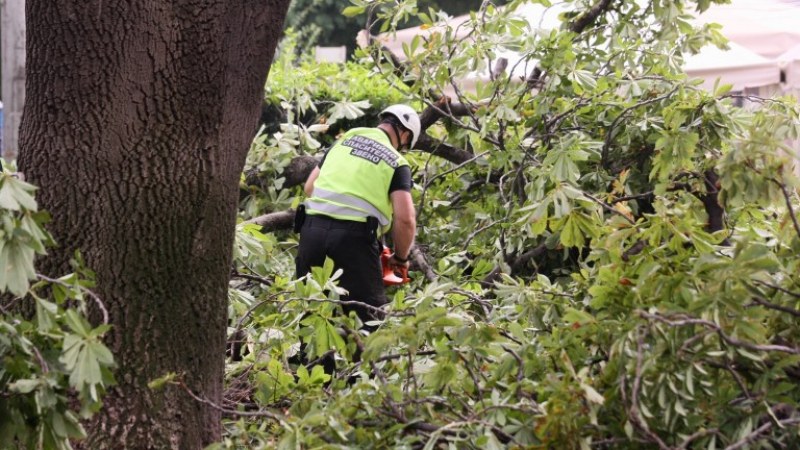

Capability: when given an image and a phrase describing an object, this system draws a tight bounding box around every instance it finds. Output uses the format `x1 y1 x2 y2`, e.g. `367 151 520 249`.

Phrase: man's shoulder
343 126 377 135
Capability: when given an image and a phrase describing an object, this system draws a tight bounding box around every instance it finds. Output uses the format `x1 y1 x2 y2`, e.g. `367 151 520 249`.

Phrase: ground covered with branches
216 0 800 448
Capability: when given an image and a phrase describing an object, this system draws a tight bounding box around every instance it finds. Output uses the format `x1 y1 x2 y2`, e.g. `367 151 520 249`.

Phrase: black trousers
295 215 387 322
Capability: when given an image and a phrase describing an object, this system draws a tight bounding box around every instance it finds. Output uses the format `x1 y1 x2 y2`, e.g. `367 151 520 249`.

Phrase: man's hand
388 253 410 271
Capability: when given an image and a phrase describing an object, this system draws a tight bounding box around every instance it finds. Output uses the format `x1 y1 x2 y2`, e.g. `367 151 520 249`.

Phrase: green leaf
9 378 40 394
342 6 366 18
0 175 38 211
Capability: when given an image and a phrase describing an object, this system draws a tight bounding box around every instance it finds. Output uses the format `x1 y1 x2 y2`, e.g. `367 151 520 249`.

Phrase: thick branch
415 134 475 165
568 0 614 34
245 155 319 192
282 155 320 189
697 169 726 234
419 97 475 131
410 246 438 282
244 210 295 232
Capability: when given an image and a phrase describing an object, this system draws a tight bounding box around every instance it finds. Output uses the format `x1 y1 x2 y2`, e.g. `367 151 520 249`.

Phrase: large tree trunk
18 1 290 447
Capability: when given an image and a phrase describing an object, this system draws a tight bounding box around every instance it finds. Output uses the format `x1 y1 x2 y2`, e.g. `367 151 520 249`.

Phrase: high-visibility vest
305 127 409 236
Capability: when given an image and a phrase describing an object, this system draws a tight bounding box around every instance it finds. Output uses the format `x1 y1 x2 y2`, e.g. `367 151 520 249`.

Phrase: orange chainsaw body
380 246 410 286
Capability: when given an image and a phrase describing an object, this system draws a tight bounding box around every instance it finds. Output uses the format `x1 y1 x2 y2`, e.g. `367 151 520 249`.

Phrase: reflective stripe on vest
305 187 391 227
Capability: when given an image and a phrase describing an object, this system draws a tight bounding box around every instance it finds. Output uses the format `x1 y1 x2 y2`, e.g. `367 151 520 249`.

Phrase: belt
304 214 374 232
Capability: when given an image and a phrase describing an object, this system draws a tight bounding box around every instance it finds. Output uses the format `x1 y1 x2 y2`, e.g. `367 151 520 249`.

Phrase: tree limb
244 210 295 232
419 96 475 131
697 169 726 234
410 246 438 282
640 311 800 355
568 0 614 34
415 134 476 165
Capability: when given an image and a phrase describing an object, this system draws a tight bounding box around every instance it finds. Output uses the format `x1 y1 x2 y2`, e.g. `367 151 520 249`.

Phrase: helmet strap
391 123 408 150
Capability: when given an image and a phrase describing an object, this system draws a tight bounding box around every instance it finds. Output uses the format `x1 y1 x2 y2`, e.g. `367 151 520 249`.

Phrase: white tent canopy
693 0 800 59
684 43 781 91
363 1 781 93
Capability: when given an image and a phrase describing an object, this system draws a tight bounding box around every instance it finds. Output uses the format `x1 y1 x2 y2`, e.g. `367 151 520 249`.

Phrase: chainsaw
380 246 410 286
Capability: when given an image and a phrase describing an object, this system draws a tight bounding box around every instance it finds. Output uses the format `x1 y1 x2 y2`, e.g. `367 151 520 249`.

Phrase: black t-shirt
318 147 412 193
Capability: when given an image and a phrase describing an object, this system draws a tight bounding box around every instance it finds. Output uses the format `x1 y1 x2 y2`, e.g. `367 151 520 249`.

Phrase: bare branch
419 97 474 131
177 378 287 421
415 134 476 165
568 0 614 34
723 418 800 450
629 331 671 450
676 427 721 450
410 246 438 282
752 280 800 299
773 177 800 240
244 210 295 232
749 296 800 318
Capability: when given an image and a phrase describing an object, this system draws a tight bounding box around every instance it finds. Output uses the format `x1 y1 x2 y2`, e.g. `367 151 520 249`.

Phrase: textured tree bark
18 1 290 448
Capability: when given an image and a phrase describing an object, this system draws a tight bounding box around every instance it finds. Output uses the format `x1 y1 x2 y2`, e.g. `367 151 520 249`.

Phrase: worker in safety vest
296 104 419 324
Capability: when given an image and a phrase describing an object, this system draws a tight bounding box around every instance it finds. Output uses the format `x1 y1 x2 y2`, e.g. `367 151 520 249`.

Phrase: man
296 104 419 324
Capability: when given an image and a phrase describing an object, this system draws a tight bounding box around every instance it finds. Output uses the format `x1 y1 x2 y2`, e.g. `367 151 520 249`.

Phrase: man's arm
390 190 416 263
304 166 320 196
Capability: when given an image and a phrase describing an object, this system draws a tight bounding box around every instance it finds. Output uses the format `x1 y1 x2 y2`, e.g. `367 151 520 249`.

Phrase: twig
676 427 721 450
752 280 800 299
640 311 800 355
628 331 671 450
773 178 800 240
36 273 109 325
723 418 800 450
177 379 286 421
582 191 636 225
231 270 274 287
749 296 800 318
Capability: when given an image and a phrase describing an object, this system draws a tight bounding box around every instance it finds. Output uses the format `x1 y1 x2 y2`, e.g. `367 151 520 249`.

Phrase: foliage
0 172 115 449
225 0 800 448
284 0 510 53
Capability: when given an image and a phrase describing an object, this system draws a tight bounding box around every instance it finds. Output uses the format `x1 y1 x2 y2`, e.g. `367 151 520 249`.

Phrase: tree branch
244 210 295 232
415 134 476 165
723 418 800 450
419 96 475 131
244 155 319 192
568 0 614 34
697 169 726 235
410 246 438 282
640 311 800 355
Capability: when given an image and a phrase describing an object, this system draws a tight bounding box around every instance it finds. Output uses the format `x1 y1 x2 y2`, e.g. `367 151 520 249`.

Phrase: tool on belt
380 246 410 286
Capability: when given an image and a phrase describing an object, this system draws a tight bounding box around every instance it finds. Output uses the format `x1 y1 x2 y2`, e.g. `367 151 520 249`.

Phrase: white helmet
380 104 421 149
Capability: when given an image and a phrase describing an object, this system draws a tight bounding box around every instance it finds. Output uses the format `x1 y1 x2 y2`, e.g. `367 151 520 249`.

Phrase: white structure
693 0 800 59
1 0 26 161
314 46 347 63
779 44 800 93
684 43 781 93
